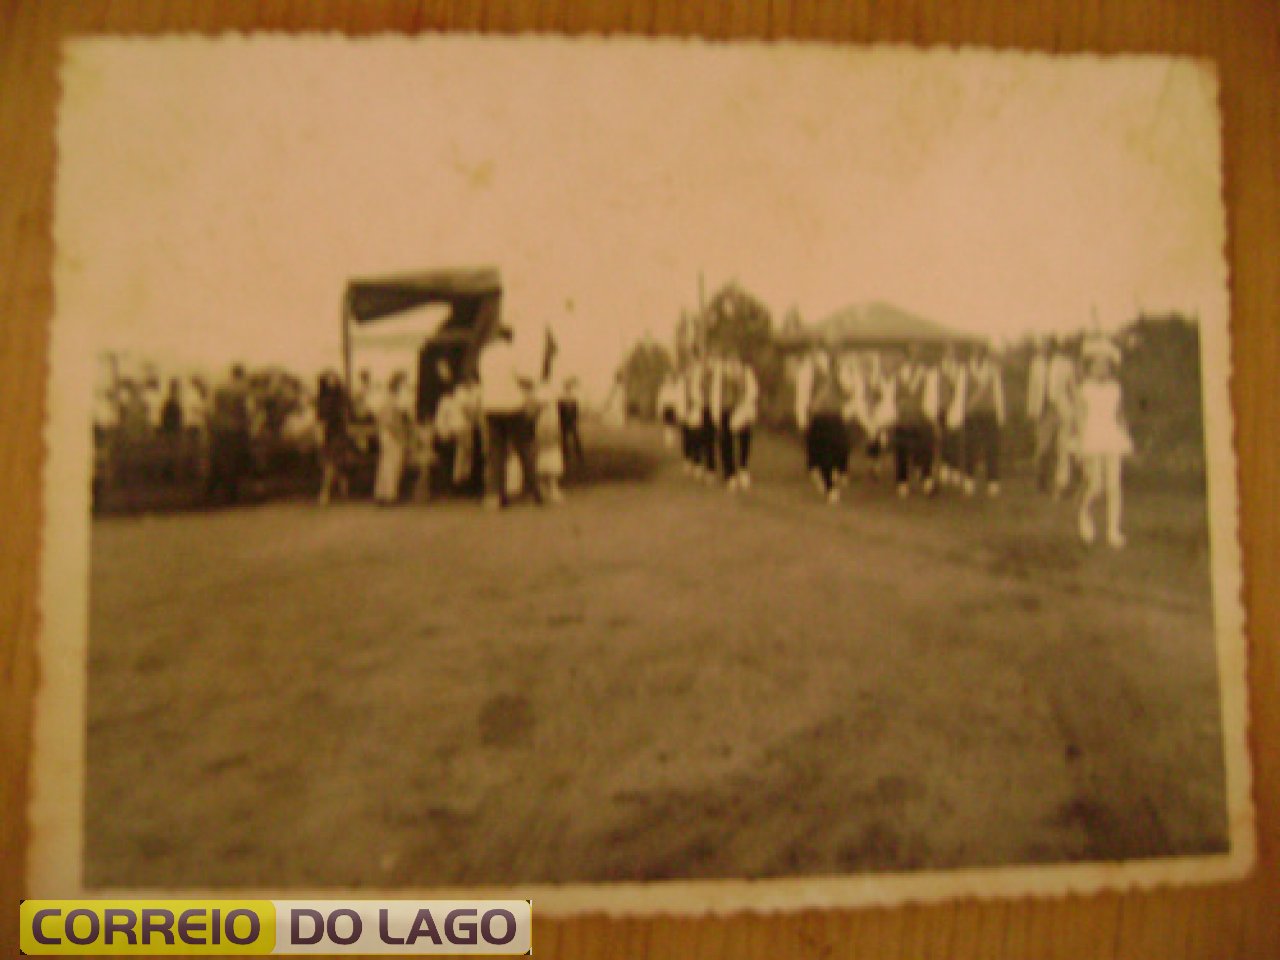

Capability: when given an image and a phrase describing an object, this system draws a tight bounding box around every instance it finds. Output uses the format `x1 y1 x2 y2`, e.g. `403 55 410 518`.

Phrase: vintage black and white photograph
31 38 1249 911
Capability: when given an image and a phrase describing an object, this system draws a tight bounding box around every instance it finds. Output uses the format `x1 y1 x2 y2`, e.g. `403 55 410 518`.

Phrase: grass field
85 421 1227 887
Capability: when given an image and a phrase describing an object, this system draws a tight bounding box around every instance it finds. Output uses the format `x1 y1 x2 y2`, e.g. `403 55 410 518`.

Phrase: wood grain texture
2 0 1277 956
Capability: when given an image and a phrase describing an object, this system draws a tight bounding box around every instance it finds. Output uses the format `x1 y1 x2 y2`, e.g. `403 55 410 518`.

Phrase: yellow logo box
21 900 533 955
21 901 275 955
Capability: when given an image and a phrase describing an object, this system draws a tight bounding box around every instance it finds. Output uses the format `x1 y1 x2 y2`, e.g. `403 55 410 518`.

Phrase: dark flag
542 325 559 380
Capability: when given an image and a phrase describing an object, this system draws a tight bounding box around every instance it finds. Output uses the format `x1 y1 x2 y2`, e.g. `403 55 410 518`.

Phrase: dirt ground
84 422 1228 887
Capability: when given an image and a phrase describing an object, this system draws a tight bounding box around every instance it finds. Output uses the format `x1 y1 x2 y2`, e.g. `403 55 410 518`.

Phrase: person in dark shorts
891 346 939 498
557 376 584 474
795 345 850 504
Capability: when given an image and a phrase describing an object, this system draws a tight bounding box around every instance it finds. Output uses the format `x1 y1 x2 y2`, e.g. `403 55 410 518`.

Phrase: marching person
373 371 413 505
863 351 894 481
698 351 720 481
891 345 939 497
1044 336 1080 497
478 325 540 510
1076 337 1131 548
1026 337 1052 490
713 353 759 491
796 344 849 504
837 352 871 483
962 342 1006 497
937 345 967 488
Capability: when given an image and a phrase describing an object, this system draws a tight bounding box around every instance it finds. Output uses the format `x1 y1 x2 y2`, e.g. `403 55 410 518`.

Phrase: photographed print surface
31 38 1250 913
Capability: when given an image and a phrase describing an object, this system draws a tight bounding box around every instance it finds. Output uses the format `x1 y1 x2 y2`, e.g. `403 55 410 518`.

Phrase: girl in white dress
1076 341 1132 548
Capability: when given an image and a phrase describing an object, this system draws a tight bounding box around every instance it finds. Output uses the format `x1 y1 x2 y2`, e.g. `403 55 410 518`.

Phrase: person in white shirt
680 355 712 478
1044 337 1080 497
711 353 759 491
937 345 967 488
890 345 940 497
962 343 1006 496
478 325 539 509
862 351 894 481
374 371 413 505
795 345 850 503
836 352 871 482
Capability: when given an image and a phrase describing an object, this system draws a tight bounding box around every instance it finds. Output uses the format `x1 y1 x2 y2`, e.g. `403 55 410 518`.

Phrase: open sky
57 39 1227 400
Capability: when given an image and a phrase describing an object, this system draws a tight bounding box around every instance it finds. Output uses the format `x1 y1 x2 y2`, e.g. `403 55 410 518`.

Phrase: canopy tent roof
344 267 502 326
777 301 985 350
341 267 504 392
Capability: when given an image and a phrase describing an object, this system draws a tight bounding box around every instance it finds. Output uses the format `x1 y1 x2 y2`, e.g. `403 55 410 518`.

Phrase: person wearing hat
1076 336 1131 548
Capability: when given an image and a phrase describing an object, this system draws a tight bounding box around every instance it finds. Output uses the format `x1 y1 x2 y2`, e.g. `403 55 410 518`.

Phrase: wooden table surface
2 1 1277 956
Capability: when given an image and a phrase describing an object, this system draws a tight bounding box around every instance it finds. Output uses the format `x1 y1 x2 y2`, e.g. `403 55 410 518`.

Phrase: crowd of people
94 327 1133 546
313 325 584 511
93 328 586 511
658 332 1133 549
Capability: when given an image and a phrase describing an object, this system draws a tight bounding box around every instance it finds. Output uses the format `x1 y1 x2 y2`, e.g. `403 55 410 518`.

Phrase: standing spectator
1076 337 1131 548
315 370 352 505
350 368 379 427
432 385 465 494
558 376 585 474
963 343 1006 497
478 325 539 510
159 378 184 434
534 381 566 503
158 378 184 482
891 345 939 498
457 378 484 492
142 377 164 432
374 371 413 505
206 364 253 504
